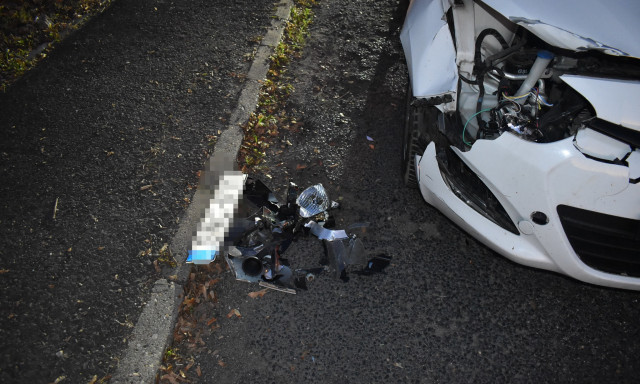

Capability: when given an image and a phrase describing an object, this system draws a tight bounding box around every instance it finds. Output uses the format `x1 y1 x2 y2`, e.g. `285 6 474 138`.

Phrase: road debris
187 154 389 291
226 309 241 318
247 288 269 299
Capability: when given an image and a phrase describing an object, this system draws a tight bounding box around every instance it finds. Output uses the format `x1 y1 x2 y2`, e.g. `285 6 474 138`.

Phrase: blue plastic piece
537 50 554 60
186 249 217 264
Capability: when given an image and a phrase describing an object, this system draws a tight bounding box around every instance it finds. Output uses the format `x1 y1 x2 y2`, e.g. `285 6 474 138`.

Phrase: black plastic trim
558 204 640 277
437 146 519 235
586 118 640 149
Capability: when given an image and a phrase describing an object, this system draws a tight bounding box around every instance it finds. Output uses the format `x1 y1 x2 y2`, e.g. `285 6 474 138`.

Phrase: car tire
402 85 432 187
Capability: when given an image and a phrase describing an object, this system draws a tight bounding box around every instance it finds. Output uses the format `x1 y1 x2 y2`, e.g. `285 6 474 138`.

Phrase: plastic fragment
296 184 330 218
304 221 348 241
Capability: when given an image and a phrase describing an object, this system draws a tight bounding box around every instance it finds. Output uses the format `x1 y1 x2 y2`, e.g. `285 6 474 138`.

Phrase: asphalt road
0 0 277 382
1 0 639 383
176 0 640 383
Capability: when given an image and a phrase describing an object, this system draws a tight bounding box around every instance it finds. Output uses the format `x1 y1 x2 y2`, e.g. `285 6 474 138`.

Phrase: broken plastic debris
325 236 367 279
296 184 330 218
188 171 383 291
366 135 374 141
304 221 348 241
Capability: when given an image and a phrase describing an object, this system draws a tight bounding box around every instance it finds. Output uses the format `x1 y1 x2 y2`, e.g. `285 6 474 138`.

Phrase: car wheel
402 85 432 187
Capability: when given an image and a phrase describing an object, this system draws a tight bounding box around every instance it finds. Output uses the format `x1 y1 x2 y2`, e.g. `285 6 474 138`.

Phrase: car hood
481 0 640 59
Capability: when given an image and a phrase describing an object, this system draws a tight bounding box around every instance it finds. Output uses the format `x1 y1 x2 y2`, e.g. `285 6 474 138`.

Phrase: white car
400 0 640 290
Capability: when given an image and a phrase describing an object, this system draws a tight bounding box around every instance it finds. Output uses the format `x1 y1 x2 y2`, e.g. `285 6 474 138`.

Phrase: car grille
557 204 640 277
437 146 519 235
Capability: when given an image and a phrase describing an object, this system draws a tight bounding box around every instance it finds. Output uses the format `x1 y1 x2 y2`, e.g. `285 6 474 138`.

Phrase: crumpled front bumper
417 133 640 290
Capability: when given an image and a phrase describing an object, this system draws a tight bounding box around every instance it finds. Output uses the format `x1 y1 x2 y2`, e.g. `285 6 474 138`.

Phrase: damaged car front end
400 0 640 289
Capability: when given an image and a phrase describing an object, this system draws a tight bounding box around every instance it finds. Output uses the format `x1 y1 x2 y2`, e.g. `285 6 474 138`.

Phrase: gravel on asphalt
0 0 277 382
172 0 640 383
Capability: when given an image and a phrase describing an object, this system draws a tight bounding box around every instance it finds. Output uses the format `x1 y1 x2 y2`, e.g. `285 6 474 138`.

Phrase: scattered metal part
189 174 386 291
304 221 348 241
259 281 296 294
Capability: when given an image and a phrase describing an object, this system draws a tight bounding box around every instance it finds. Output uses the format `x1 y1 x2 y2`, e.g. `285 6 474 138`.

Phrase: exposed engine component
458 29 603 146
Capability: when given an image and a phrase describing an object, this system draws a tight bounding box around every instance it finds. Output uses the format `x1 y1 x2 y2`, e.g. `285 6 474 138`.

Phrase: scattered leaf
248 288 268 299
140 185 153 191
201 285 208 301
97 246 105 251
153 260 161 273
88 375 97 384
296 164 307 170
206 317 217 326
160 373 179 384
196 366 202 377
0 269 9 274
369 144 375 150
226 309 241 318
218 360 226 367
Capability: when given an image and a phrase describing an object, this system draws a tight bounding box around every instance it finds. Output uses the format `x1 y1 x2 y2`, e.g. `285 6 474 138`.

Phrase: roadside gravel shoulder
112 1 294 381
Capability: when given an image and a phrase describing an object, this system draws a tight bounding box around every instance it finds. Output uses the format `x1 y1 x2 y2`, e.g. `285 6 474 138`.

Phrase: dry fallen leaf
196 366 202 377
160 373 179 384
0 269 9 274
369 144 375 150
97 246 105 251
140 185 153 191
206 317 217 326
201 285 208 301
218 361 227 367
247 288 268 299
296 164 307 170
226 309 241 318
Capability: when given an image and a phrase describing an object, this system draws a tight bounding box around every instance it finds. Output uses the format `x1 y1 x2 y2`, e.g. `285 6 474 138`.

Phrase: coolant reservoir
458 77 499 139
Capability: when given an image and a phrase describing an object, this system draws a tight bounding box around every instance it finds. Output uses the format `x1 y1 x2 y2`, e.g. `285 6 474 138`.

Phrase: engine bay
456 25 640 148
